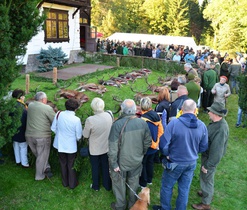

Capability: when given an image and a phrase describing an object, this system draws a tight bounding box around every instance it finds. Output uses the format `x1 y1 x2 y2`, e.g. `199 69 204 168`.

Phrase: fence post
53 67 57 84
25 74 30 94
117 57 120 67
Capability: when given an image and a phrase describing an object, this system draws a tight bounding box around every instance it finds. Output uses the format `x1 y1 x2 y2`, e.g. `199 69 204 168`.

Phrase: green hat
207 102 227 117
187 73 195 81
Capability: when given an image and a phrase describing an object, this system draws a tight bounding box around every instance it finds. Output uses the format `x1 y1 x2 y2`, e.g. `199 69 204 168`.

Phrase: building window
44 8 69 43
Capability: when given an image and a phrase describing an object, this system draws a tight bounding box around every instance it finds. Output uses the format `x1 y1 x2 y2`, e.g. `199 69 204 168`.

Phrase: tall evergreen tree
140 0 167 34
0 0 45 147
188 0 204 44
165 0 189 36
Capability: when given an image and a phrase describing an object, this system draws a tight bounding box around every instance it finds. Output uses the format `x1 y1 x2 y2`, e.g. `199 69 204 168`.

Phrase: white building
21 0 95 72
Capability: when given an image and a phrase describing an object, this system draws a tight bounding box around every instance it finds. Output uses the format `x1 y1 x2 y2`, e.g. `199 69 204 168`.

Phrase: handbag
80 146 89 157
79 138 89 157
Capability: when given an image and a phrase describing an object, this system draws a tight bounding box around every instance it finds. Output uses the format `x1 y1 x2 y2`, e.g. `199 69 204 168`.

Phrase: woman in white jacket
51 99 83 189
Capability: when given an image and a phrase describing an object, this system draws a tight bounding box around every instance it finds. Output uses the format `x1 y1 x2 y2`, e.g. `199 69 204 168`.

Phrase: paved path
36 64 114 80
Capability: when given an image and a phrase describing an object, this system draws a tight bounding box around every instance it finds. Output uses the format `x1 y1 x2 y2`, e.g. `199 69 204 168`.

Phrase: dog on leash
130 187 150 210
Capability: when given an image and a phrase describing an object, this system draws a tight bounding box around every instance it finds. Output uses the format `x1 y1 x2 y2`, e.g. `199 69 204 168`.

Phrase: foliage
140 0 167 34
37 46 68 72
78 51 103 64
188 0 204 44
0 0 45 148
203 0 247 53
91 0 208 44
0 99 22 148
91 0 247 52
237 75 247 113
165 0 189 36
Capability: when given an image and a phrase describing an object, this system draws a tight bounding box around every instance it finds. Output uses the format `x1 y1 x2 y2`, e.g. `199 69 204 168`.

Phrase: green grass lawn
0 66 247 210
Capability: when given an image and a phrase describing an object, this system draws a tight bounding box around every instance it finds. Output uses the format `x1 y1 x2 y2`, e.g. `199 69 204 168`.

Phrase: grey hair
177 85 188 96
182 99 197 113
184 63 192 69
35 92 47 101
91 97 105 112
121 99 136 115
178 75 186 84
205 62 211 69
140 97 152 111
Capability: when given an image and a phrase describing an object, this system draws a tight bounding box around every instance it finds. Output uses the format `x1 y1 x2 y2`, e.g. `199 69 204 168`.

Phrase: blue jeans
160 163 196 210
237 107 242 125
230 76 239 94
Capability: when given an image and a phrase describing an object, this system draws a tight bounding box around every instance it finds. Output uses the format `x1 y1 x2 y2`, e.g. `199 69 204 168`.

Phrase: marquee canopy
107 32 197 50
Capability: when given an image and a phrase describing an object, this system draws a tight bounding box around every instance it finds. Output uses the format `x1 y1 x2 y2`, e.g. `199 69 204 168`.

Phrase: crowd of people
97 39 247 66
4 49 247 209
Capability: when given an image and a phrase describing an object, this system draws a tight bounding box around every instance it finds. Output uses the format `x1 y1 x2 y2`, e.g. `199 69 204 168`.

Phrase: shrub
238 75 247 113
37 46 68 72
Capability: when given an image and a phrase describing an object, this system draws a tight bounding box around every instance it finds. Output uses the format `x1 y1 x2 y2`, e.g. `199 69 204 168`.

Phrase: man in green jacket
108 99 152 210
185 74 201 103
202 62 217 112
192 102 229 210
25 92 55 180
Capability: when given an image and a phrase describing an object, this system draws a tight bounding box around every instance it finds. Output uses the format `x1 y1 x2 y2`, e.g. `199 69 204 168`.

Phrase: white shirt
173 54 181 62
51 110 83 153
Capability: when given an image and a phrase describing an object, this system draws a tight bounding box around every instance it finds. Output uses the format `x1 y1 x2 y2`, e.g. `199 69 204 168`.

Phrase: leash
117 171 142 200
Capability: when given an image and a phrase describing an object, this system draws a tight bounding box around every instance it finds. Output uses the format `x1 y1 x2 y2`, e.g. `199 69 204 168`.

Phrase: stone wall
25 54 40 73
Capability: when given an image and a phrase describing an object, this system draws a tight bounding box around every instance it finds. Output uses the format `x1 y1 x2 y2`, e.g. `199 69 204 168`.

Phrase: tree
165 0 190 36
91 0 110 32
188 0 204 44
0 0 45 147
203 0 247 52
140 0 167 34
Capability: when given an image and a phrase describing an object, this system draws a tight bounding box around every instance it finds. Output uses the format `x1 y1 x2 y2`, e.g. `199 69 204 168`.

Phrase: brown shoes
192 203 211 210
197 190 203 197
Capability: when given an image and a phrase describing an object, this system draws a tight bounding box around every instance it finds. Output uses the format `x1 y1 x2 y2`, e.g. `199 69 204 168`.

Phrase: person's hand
201 166 208 174
114 167 120 172
224 94 228 98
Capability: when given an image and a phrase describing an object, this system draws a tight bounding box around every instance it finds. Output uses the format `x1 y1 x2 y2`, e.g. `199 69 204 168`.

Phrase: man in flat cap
192 102 229 210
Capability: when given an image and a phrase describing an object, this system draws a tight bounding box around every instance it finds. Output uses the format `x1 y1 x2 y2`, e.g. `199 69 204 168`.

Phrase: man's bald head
182 99 197 114
121 99 136 115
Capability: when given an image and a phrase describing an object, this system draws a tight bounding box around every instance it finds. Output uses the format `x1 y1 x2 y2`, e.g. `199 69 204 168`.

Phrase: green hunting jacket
185 81 201 103
108 114 151 171
202 118 229 169
203 69 217 90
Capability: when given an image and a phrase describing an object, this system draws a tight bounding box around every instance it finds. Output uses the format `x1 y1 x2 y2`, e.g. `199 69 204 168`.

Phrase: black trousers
202 90 214 111
89 153 111 191
139 153 155 187
58 152 78 189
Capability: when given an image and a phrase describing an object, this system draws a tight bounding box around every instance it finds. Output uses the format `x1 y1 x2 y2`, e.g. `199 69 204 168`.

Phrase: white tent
107 32 197 50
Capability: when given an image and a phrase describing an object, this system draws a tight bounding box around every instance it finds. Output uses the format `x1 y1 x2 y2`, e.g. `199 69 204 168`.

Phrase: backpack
156 109 167 130
141 117 164 149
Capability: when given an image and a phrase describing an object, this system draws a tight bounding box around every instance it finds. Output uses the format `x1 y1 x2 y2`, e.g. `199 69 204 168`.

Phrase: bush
37 46 68 72
238 75 247 112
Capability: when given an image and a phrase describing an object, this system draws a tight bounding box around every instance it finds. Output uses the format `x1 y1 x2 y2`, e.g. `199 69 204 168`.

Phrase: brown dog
130 187 150 210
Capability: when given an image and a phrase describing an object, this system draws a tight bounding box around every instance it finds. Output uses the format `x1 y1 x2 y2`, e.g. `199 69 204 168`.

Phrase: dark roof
39 0 89 8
